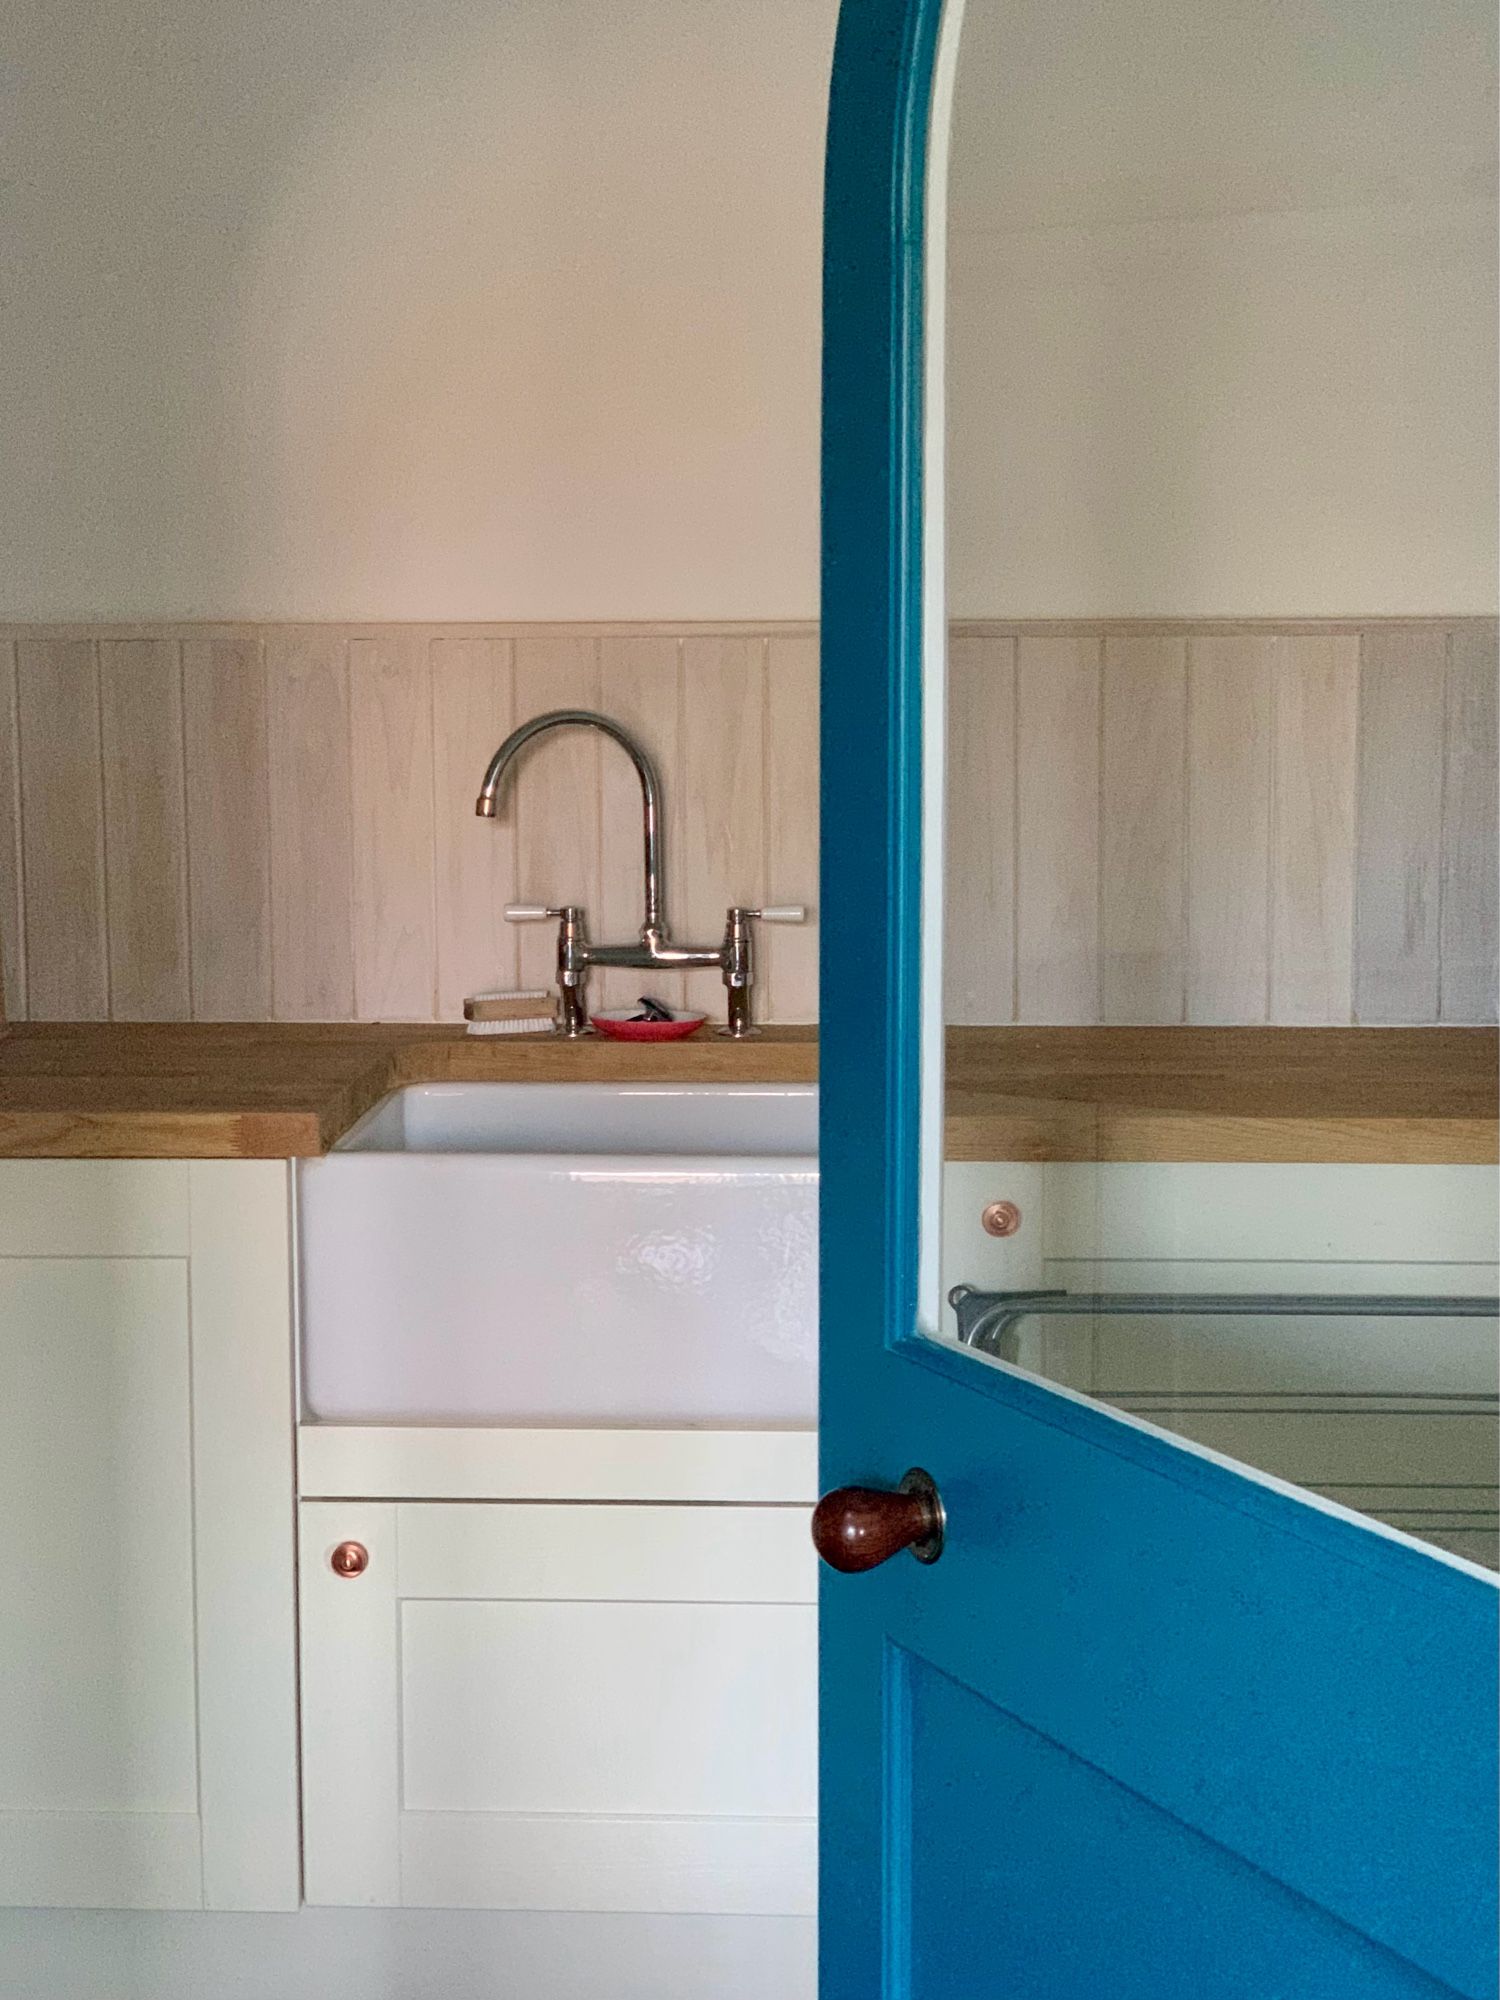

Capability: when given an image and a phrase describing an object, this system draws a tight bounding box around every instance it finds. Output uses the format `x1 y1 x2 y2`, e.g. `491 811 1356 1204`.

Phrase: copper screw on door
981 1200 1022 1238
330 1541 368 1578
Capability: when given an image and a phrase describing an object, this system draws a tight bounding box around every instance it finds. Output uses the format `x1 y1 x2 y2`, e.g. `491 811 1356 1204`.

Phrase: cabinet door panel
0 1161 187 1257
0 1160 298 1912
301 1500 817 1914
402 1599 816 1817
0 1258 200 1907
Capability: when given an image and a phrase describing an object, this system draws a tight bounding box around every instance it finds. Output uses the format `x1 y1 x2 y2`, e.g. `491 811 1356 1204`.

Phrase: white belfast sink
297 1083 818 1426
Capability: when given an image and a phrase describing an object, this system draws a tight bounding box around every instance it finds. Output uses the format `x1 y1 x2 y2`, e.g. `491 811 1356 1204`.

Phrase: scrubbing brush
462 989 557 1035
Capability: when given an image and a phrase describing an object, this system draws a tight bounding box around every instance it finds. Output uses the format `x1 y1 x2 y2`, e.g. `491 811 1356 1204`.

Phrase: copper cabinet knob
811 1468 945 1572
330 1540 369 1578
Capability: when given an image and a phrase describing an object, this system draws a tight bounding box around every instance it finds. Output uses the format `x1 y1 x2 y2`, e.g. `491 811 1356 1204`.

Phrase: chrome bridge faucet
475 709 804 1037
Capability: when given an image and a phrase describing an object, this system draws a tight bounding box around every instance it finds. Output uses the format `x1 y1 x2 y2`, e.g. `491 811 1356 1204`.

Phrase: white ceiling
949 0 1498 230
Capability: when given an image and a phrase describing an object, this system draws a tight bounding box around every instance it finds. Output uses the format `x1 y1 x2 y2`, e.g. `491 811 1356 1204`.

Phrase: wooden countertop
946 1027 1498 1164
0 1024 819 1159
0 1023 1490 1164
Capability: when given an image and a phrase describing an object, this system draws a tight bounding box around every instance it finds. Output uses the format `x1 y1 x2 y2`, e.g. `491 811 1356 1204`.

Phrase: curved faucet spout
475 709 664 936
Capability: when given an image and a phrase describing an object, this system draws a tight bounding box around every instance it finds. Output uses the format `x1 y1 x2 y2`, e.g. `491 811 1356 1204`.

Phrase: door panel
840 1347 1495 1994
906 1662 1457 2000
818 3 1499 1996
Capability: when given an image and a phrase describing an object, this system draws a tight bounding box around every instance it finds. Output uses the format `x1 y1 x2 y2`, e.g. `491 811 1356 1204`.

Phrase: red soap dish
591 1008 708 1042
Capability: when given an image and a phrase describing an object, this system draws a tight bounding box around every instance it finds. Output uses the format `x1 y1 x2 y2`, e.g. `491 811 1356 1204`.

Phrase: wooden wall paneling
432 637 516 1019
944 634 1015 1027
762 634 820 1023
0 617 1483 1031
1353 628 1446 1024
0 639 24 1019
99 639 192 1021
1440 625 1499 1023
16 637 109 1020
1186 637 1273 1023
265 630 355 1021
1269 636 1357 1024
350 632 436 1021
595 635 684 1013
511 637 602 992
1100 636 1186 1023
1015 637 1100 1022
680 637 766 1019
182 632 274 1021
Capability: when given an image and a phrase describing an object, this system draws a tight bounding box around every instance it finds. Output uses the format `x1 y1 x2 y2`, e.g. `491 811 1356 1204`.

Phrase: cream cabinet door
0 1161 299 1910
300 1500 817 1914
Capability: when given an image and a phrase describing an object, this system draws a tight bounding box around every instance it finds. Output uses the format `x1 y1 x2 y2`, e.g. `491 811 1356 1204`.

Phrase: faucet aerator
474 795 496 818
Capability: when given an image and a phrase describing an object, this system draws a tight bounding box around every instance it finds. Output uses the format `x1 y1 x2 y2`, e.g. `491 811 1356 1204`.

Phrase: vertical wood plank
99 639 192 1020
1015 637 1100 1023
0 640 25 1019
944 634 1014 1026
1100 636 1186 1023
17 637 109 1019
596 635 685 1012
763 633 820 1023
183 632 274 1021
680 637 766 1018
1440 625 1499 1023
1353 628 1446 1024
511 637 601 993
1269 636 1358 1023
432 637 516 1019
266 629 354 1021
1186 637 1273 1023
350 632 436 1021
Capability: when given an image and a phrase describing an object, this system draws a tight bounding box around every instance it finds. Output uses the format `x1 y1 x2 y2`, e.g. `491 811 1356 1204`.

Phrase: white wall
947 200 1498 617
947 0 1499 616
0 0 836 622
4 0 1493 625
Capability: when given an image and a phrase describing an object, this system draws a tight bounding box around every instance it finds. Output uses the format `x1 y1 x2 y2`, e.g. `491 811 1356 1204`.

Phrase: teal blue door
816 5 1499 1996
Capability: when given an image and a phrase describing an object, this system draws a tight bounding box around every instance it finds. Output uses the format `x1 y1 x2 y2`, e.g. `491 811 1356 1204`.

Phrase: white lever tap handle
754 905 807 924
504 904 561 922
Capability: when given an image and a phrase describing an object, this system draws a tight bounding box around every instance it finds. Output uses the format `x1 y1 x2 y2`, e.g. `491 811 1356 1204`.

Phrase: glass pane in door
927 0 1500 1567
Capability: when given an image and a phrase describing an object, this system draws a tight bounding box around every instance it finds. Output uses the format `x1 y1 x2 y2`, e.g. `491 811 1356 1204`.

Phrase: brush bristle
464 1015 556 1036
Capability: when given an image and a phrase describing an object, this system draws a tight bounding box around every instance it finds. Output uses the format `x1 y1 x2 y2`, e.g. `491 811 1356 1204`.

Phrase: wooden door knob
811 1468 945 1572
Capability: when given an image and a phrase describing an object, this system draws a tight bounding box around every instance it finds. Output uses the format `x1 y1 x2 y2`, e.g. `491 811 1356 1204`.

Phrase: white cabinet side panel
188 1162 300 1911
